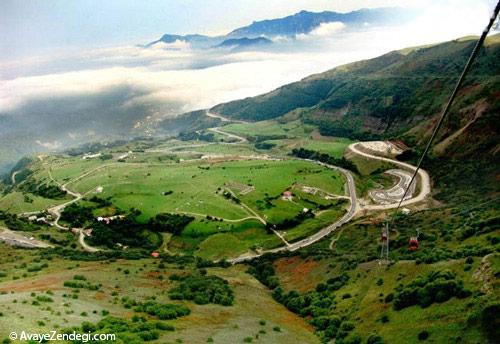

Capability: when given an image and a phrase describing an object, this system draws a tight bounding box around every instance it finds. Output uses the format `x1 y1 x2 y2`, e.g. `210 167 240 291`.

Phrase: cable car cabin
409 237 419 251
381 232 388 241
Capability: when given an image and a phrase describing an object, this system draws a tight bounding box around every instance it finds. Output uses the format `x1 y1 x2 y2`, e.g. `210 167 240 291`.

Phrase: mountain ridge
210 34 500 158
147 7 412 48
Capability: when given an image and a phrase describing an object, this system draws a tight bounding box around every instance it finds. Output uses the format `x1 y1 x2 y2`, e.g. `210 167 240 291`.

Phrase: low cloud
36 140 62 150
0 0 493 172
297 21 346 40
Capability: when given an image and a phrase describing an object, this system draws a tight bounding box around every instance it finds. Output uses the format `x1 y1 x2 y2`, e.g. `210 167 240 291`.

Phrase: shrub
148 213 194 235
367 334 384 344
168 274 234 306
479 303 500 342
393 270 471 310
418 330 429 340
133 301 190 320
35 295 53 303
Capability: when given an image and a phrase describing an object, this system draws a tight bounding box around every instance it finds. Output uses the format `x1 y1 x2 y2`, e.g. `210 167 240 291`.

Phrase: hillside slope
212 34 500 157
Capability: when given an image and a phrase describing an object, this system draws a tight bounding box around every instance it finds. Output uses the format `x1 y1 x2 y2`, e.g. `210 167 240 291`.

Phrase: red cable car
409 237 419 251
381 232 388 241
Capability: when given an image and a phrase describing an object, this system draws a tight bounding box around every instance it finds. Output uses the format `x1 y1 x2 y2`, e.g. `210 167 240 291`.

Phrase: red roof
151 252 160 258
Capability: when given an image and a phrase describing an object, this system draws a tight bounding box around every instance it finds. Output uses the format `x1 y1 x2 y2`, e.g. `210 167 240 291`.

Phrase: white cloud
296 21 346 40
35 140 61 150
310 22 346 37
1 0 495 126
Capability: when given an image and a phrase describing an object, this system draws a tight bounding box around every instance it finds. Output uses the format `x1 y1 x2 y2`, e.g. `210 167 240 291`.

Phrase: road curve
348 143 431 210
208 127 248 143
206 110 249 124
229 160 358 263
78 229 100 253
11 171 20 185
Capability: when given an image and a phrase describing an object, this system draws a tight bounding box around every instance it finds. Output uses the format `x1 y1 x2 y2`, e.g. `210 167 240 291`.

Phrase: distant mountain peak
215 37 272 50
147 7 411 48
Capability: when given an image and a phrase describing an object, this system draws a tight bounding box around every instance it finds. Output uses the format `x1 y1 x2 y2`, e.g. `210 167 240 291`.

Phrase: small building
151 252 160 258
95 186 103 193
282 191 293 201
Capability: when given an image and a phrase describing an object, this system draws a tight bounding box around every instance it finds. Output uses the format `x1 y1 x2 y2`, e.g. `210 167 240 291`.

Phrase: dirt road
0 227 52 248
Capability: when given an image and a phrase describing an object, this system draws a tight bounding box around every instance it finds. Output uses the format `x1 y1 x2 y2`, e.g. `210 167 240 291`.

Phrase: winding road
11 170 20 185
10 111 430 259
225 140 430 263
229 161 358 263
348 143 431 210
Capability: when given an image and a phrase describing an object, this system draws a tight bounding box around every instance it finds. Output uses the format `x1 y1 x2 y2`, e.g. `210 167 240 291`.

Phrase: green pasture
65 159 345 222
223 120 313 138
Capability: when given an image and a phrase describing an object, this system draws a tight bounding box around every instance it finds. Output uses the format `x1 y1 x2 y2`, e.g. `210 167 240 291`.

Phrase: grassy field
2 149 348 259
0 191 66 214
64 159 344 222
221 120 352 159
0 246 319 344
0 131 356 264
222 120 314 138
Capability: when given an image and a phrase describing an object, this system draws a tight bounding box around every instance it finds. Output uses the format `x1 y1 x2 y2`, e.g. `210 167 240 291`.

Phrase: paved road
11 170 20 185
229 160 358 263
369 169 416 204
209 127 248 143
13 122 428 261
206 110 248 124
348 143 431 210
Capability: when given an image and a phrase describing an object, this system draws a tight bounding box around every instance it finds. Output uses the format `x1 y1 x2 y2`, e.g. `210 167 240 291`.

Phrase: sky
0 0 498 167
2 0 420 59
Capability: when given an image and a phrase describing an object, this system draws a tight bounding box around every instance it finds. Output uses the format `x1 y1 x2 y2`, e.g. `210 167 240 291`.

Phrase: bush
70 316 180 343
418 330 429 340
393 270 471 310
148 213 194 235
290 148 358 173
169 274 234 306
133 301 190 320
479 303 500 342
63 279 100 291
35 295 53 303
367 334 384 344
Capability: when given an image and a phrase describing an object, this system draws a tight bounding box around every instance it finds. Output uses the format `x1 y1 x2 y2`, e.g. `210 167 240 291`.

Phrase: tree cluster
169 274 234 306
392 270 471 310
291 148 358 173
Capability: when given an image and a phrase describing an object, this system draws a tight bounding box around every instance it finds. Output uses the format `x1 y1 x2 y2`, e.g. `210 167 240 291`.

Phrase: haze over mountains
0 5 495 174
147 8 413 50
211 35 500 155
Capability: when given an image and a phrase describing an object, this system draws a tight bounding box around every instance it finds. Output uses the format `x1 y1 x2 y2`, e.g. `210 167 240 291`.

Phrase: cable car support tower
379 1 500 263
